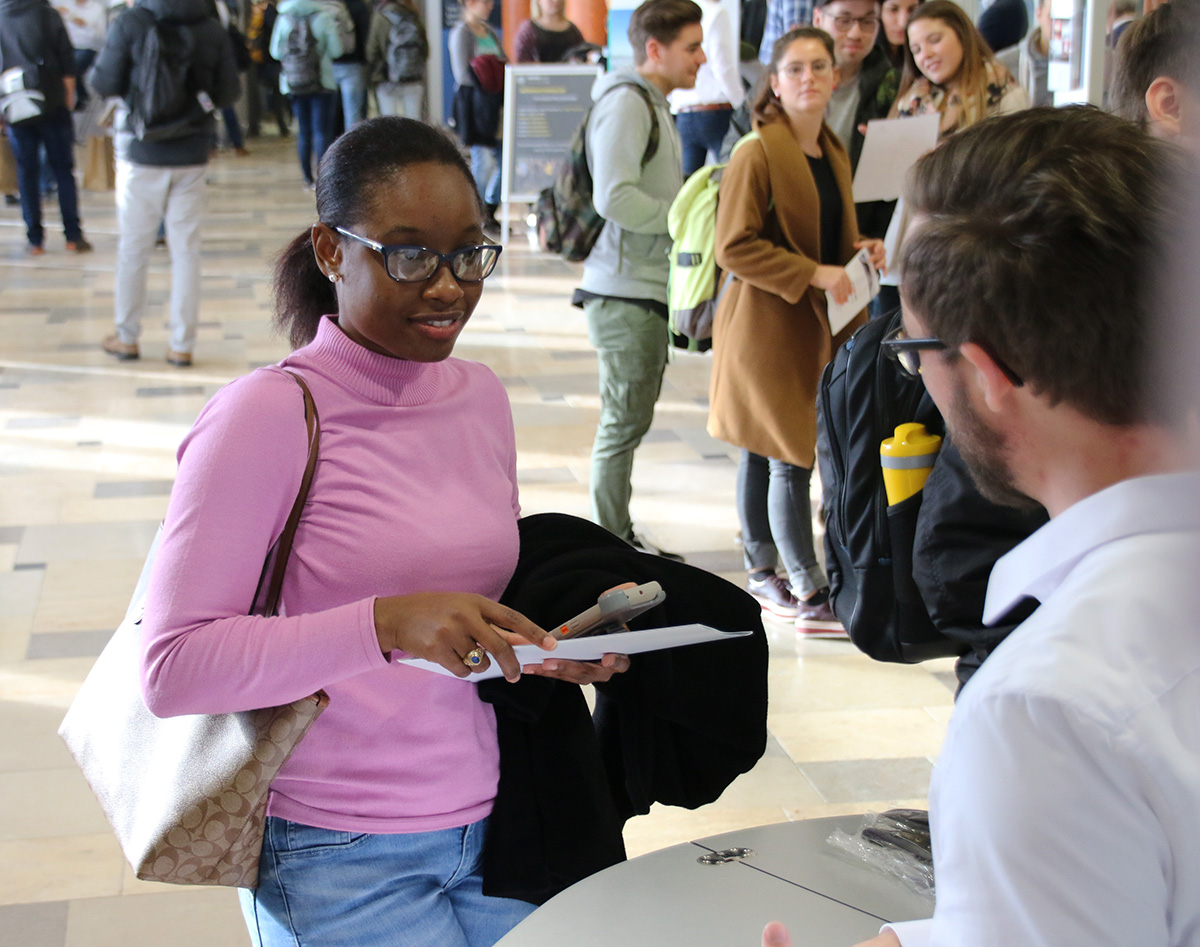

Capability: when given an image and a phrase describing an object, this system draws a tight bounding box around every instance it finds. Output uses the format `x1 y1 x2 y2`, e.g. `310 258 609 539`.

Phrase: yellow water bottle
880 423 942 505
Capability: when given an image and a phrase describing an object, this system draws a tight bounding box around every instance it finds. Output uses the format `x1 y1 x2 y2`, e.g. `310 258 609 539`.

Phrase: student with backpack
270 0 344 187
90 0 240 367
0 0 94 256
366 0 427 119
574 0 705 558
707 26 884 635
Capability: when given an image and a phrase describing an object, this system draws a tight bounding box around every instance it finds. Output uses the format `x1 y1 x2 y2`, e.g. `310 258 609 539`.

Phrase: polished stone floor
0 135 955 946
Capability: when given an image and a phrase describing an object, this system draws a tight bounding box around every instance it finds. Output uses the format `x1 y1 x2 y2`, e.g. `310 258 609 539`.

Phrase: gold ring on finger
464 647 486 668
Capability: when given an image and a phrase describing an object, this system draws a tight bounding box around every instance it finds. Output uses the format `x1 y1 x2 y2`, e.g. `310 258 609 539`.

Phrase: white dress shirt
55 0 107 52
670 0 745 111
887 471 1200 947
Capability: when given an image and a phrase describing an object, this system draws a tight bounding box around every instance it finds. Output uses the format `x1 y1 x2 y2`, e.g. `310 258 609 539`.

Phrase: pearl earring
328 272 340 283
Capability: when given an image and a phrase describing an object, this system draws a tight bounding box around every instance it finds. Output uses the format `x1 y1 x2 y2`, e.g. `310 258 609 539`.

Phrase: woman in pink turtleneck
140 117 628 947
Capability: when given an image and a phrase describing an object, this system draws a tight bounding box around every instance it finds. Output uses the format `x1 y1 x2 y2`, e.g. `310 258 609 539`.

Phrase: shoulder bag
59 371 326 888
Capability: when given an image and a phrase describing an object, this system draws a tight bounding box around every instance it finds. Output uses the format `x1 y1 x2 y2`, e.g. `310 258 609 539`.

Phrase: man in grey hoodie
91 0 239 367
573 0 705 555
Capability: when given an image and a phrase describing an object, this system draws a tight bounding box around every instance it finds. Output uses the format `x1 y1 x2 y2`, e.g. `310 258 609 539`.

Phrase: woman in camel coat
708 26 885 631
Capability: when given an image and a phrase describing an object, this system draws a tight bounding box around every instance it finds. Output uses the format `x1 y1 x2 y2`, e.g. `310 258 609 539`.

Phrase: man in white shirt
763 107 1200 947
53 0 106 109
670 0 745 175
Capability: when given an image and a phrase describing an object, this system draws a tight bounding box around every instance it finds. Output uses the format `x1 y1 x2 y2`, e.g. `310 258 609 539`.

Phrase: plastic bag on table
827 808 936 899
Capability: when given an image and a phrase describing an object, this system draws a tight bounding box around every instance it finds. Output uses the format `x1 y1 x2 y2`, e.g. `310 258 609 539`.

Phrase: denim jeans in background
6 110 84 248
376 80 424 119
239 816 535 947
73 47 98 110
736 449 826 598
331 61 369 128
291 90 335 185
584 297 669 542
221 106 245 149
738 450 778 571
469 143 502 206
676 108 734 177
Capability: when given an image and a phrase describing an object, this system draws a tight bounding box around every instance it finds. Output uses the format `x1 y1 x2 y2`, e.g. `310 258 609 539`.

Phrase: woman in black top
513 0 584 62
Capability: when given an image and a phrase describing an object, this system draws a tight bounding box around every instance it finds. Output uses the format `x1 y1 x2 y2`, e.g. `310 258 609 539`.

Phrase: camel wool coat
707 117 866 469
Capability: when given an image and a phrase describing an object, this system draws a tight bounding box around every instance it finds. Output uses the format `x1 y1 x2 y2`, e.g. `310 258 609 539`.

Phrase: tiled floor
0 135 956 946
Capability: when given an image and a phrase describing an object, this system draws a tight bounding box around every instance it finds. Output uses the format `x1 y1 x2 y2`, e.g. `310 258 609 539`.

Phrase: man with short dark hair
765 106 1200 947
0 0 93 255
811 0 897 240
574 0 704 555
812 0 893 159
1111 0 1199 142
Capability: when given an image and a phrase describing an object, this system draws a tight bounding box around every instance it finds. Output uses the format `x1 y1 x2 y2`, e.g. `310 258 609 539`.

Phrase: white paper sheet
825 247 880 335
851 113 940 203
398 624 754 682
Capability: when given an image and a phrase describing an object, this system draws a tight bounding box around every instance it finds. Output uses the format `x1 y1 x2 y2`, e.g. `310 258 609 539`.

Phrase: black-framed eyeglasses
335 227 503 283
829 13 879 31
882 325 1025 387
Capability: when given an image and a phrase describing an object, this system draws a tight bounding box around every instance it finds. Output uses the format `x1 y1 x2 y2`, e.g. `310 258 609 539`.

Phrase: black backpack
126 11 198 142
281 13 323 95
815 309 951 663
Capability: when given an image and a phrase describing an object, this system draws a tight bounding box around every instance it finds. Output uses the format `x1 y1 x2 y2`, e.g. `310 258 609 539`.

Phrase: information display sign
500 64 601 204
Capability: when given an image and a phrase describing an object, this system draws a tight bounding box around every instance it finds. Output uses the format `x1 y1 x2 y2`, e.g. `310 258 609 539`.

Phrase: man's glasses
335 227 502 283
882 325 1025 387
828 13 879 31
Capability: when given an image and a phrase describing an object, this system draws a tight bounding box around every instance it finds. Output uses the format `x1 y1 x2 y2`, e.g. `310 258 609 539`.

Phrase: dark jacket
480 513 769 904
90 0 240 167
850 45 900 240
0 0 75 116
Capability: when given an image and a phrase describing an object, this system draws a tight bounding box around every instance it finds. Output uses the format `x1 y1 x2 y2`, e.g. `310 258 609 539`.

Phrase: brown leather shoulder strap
262 371 321 617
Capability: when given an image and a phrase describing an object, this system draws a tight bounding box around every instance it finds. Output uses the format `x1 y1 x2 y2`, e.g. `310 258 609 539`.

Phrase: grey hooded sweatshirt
580 69 684 304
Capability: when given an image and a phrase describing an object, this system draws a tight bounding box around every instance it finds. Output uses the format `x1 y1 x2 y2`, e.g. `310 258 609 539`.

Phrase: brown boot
101 335 139 360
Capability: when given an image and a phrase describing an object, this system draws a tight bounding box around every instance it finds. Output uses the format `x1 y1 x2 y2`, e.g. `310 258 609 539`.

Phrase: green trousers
584 296 669 541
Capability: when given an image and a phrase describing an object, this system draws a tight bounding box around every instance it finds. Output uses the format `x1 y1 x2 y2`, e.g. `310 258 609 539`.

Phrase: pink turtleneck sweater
141 317 521 833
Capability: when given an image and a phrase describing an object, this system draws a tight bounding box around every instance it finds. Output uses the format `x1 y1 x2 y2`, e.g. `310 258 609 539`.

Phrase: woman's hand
811 264 853 305
521 651 631 684
854 238 888 275
374 593 555 683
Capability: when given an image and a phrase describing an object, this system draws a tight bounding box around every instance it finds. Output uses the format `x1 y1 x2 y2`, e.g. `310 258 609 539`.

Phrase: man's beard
947 376 1042 511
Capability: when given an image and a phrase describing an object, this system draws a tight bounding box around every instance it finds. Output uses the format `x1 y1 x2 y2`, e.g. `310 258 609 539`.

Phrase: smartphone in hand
551 582 667 640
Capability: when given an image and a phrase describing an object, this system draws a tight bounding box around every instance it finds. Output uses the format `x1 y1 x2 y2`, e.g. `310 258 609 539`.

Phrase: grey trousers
113 160 206 354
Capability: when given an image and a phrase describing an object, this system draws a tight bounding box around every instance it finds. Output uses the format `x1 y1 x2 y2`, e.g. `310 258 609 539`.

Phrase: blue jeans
74 47 97 110
5 110 83 247
331 61 369 128
291 91 335 185
737 450 826 598
470 143 502 206
222 105 245 149
239 816 535 947
676 108 734 177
